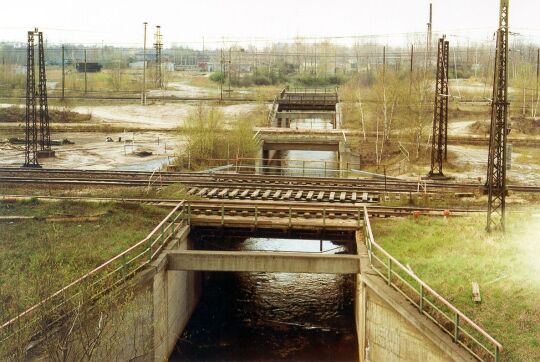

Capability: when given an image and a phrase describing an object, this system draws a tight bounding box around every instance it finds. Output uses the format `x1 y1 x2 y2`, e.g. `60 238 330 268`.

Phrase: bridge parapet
276 87 339 112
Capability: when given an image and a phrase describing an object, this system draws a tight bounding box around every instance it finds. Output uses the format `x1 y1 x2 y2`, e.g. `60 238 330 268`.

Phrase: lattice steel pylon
427 36 449 179
486 0 510 232
23 31 40 168
154 25 163 89
37 31 51 152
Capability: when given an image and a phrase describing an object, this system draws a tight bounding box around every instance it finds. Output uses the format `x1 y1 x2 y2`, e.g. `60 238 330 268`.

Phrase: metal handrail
0 201 187 343
362 206 503 361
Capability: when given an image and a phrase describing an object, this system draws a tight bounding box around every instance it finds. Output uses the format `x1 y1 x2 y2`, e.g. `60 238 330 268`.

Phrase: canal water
282 117 338 178
170 232 358 361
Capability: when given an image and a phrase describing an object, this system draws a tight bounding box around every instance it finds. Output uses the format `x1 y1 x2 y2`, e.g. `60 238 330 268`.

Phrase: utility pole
142 22 147 105
535 48 539 117
382 46 386 78
24 30 39 168
334 48 337 74
409 44 414 93
228 47 231 97
61 45 65 101
37 30 52 154
486 0 510 232
84 49 87 96
153 25 163 89
220 48 224 101
427 36 449 179
426 3 433 69
410 44 414 74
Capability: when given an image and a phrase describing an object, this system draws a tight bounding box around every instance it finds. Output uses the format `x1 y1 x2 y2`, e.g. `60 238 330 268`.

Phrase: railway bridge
1 198 502 362
1 78 525 359
258 88 358 175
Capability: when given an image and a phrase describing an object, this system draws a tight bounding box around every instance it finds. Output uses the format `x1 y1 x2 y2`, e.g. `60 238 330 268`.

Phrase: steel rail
0 194 485 215
0 168 538 193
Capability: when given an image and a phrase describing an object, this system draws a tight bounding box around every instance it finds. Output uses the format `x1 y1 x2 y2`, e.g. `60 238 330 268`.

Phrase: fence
362 206 503 361
176 156 410 178
0 201 188 353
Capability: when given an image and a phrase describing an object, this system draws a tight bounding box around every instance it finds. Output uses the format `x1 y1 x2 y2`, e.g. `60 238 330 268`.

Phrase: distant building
129 61 147 69
76 62 102 72
162 62 175 71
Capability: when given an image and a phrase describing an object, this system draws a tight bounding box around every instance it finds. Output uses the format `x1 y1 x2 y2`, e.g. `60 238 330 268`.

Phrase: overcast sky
1 0 539 47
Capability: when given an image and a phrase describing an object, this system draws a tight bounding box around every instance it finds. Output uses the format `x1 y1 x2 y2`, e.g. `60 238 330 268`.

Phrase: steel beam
486 0 510 232
23 31 39 168
427 36 449 178
167 250 360 274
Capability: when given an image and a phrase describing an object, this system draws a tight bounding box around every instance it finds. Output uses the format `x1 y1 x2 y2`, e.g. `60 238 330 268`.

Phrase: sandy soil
147 81 219 98
0 131 183 170
72 102 259 130
448 145 540 185
448 120 477 136
448 79 520 98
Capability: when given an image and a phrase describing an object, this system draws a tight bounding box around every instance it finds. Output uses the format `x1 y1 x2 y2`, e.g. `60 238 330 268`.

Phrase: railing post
322 208 326 228
255 206 258 227
288 206 292 228
419 284 424 312
454 313 460 343
188 203 191 225
302 161 305 177
387 259 392 285
324 161 327 177
161 223 165 245
357 208 361 227
221 204 225 226
122 255 127 278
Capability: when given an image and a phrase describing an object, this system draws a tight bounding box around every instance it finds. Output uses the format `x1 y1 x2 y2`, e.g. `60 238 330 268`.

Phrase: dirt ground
0 77 261 170
448 119 478 136
72 102 259 130
0 131 182 170
147 81 219 98
448 145 540 184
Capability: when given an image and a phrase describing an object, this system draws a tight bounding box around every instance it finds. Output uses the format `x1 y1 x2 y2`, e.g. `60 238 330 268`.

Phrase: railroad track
0 167 538 194
0 194 485 218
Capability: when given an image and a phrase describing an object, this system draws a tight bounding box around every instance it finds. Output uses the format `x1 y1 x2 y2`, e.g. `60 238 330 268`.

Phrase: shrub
209 71 225 83
177 103 259 170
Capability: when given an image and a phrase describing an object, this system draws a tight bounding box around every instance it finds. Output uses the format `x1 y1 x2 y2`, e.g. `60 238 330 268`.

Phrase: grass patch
514 147 540 165
0 200 168 323
371 208 540 360
0 183 195 201
0 106 91 123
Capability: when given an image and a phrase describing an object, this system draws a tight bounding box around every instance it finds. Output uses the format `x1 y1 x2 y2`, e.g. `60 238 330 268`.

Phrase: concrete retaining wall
152 225 202 362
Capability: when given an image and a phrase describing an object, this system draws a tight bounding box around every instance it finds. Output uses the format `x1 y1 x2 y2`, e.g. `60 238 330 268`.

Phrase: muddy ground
448 145 540 185
0 131 182 170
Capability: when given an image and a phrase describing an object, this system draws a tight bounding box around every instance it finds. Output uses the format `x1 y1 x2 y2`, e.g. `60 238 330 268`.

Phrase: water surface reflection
171 234 358 361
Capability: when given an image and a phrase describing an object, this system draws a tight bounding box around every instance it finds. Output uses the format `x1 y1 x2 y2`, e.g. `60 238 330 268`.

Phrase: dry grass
0 199 168 322
371 207 540 360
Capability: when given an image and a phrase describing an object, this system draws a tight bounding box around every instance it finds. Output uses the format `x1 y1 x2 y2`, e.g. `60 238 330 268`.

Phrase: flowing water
281 118 338 177
170 116 357 361
170 232 358 362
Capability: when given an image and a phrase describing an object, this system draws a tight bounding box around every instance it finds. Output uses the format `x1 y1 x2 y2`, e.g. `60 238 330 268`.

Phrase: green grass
0 183 196 204
0 200 168 323
371 208 540 360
